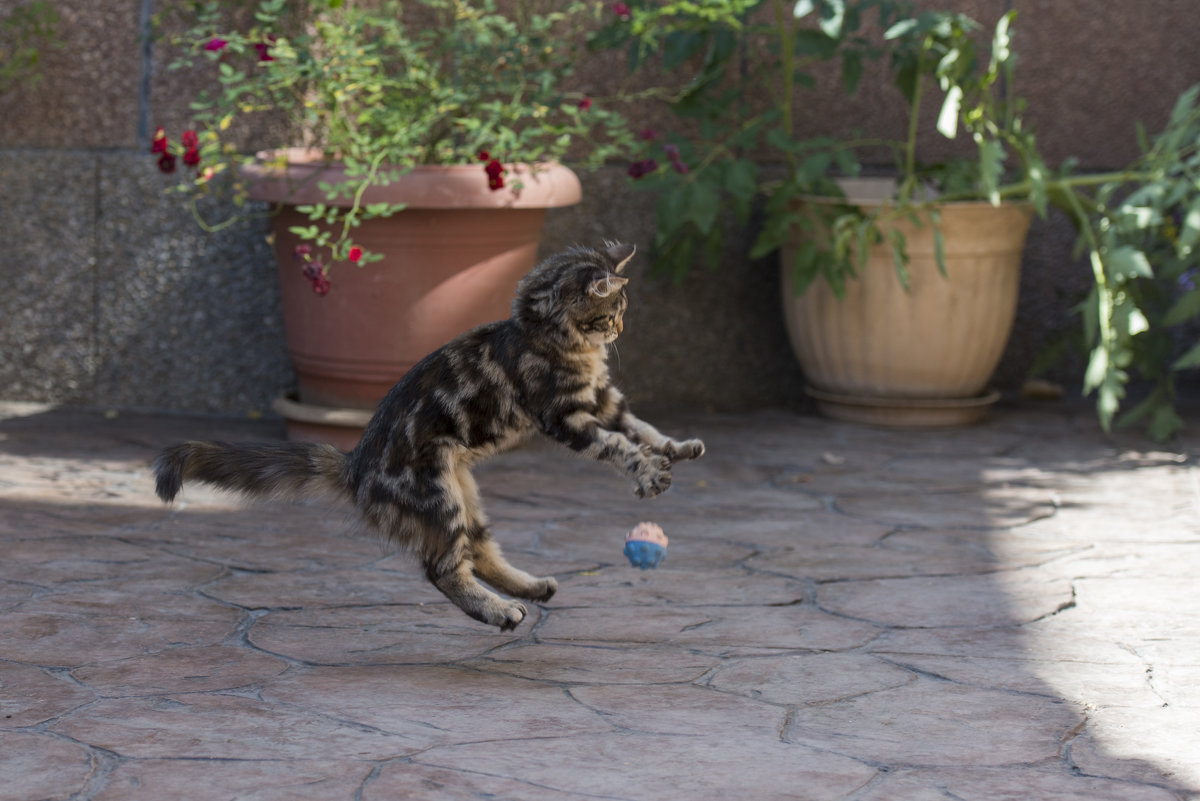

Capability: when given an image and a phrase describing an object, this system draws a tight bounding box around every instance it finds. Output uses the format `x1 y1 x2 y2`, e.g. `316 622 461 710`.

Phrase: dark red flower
312 275 331 295
664 143 689 174
626 158 658 179
254 36 276 62
151 127 168 154
204 37 227 52
348 246 363 263
484 158 507 190
293 244 312 260
181 130 198 148
612 3 632 20
638 128 657 141
157 152 177 174
577 97 593 111
182 147 201 167
477 150 491 162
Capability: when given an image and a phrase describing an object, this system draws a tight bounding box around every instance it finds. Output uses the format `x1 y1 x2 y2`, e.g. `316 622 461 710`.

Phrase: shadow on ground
1 402 1198 800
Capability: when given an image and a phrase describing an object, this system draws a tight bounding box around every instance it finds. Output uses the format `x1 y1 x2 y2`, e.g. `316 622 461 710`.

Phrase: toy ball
624 522 668 569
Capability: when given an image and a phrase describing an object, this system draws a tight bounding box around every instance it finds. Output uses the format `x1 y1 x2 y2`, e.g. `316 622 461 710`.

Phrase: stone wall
1 0 1197 415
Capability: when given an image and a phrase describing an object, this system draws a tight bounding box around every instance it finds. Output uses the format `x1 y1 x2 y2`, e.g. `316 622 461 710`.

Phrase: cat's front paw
665 438 706 462
633 453 673 498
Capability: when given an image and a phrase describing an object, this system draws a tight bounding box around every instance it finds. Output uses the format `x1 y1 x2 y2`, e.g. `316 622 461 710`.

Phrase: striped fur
152 242 705 630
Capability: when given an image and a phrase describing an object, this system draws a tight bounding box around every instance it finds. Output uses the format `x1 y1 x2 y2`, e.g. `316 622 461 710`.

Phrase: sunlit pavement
2 400 1197 800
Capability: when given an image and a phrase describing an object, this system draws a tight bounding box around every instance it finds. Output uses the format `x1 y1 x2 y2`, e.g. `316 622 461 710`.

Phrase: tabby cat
153 242 705 630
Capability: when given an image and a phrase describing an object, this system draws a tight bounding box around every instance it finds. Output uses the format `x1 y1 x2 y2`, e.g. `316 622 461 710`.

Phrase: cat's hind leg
423 530 529 632
455 462 557 603
471 536 557 603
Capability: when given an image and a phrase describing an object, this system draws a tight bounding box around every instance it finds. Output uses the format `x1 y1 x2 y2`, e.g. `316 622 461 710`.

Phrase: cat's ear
588 274 629 298
604 242 636 274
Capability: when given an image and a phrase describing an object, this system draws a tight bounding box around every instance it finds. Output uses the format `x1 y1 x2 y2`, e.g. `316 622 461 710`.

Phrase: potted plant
154 0 633 447
595 0 1200 439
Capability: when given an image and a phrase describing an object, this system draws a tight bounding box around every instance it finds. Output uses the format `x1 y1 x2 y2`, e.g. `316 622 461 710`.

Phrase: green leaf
976 138 1004 205
889 228 910 290
793 28 837 60
937 85 962 139
883 18 918 40
1104 246 1154 282
723 160 758 221
841 49 863 93
929 208 946 277
798 152 832 183
1148 402 1185 442
789 240 822 295
288 224 319 239
1178 196 1200 254
1083 345 1108 394
1172 340 1200 370
818 0 845 38
750 208 798 259
1026 159 1048 218
1163 289 1200 327
686 179 721 233
1168 83 1200 130
793 0 816 19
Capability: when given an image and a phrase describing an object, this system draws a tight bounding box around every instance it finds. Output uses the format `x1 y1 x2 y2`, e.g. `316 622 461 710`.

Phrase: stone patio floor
1 400 1198 800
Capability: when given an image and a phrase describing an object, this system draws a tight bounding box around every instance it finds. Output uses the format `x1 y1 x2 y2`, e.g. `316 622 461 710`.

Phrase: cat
153 242 705 630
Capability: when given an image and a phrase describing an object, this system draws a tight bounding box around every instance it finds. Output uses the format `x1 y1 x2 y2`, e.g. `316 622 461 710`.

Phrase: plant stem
936 169 1164 205
772 0 796 180
901 70 924 203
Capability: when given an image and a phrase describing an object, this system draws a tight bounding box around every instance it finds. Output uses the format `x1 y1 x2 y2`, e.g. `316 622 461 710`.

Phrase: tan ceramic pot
243 151 581 444
782 178 1033 426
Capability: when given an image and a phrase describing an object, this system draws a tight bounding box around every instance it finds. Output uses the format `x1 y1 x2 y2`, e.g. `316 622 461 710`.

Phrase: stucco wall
2 0 1197 415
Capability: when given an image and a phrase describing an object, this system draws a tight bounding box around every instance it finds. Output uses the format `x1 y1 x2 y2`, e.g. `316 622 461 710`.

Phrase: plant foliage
594 0 1200 441
156 0 633 276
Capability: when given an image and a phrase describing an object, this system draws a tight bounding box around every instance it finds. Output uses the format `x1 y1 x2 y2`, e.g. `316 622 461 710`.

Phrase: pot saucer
806 386 1001 428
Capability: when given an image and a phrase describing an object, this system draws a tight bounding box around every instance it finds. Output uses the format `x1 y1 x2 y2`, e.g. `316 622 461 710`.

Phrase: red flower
181 130 199 148
157 152 177 174
254 36 276 62
612 3 632 20
293 244 312 260
477 150 491 162
638 128 657 141
483 158 506 191
204 38 227 52
348 246 363 263
151 127 168 154
626 158 658 180
182 148 201 167
577 97 593 111
664 143 689 174
312 276 331 295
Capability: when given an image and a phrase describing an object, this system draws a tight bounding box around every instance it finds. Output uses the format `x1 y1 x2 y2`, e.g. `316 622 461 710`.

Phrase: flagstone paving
1 400 1198 800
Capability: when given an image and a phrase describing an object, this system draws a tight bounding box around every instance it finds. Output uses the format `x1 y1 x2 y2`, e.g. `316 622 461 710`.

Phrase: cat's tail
152 441 351 504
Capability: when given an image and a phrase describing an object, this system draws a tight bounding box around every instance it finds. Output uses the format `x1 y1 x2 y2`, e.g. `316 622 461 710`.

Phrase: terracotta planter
782 178 1033 426
243 150 582 446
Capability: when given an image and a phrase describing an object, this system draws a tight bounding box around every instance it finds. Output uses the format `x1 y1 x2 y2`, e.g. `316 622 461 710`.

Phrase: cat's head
513 243 635 347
